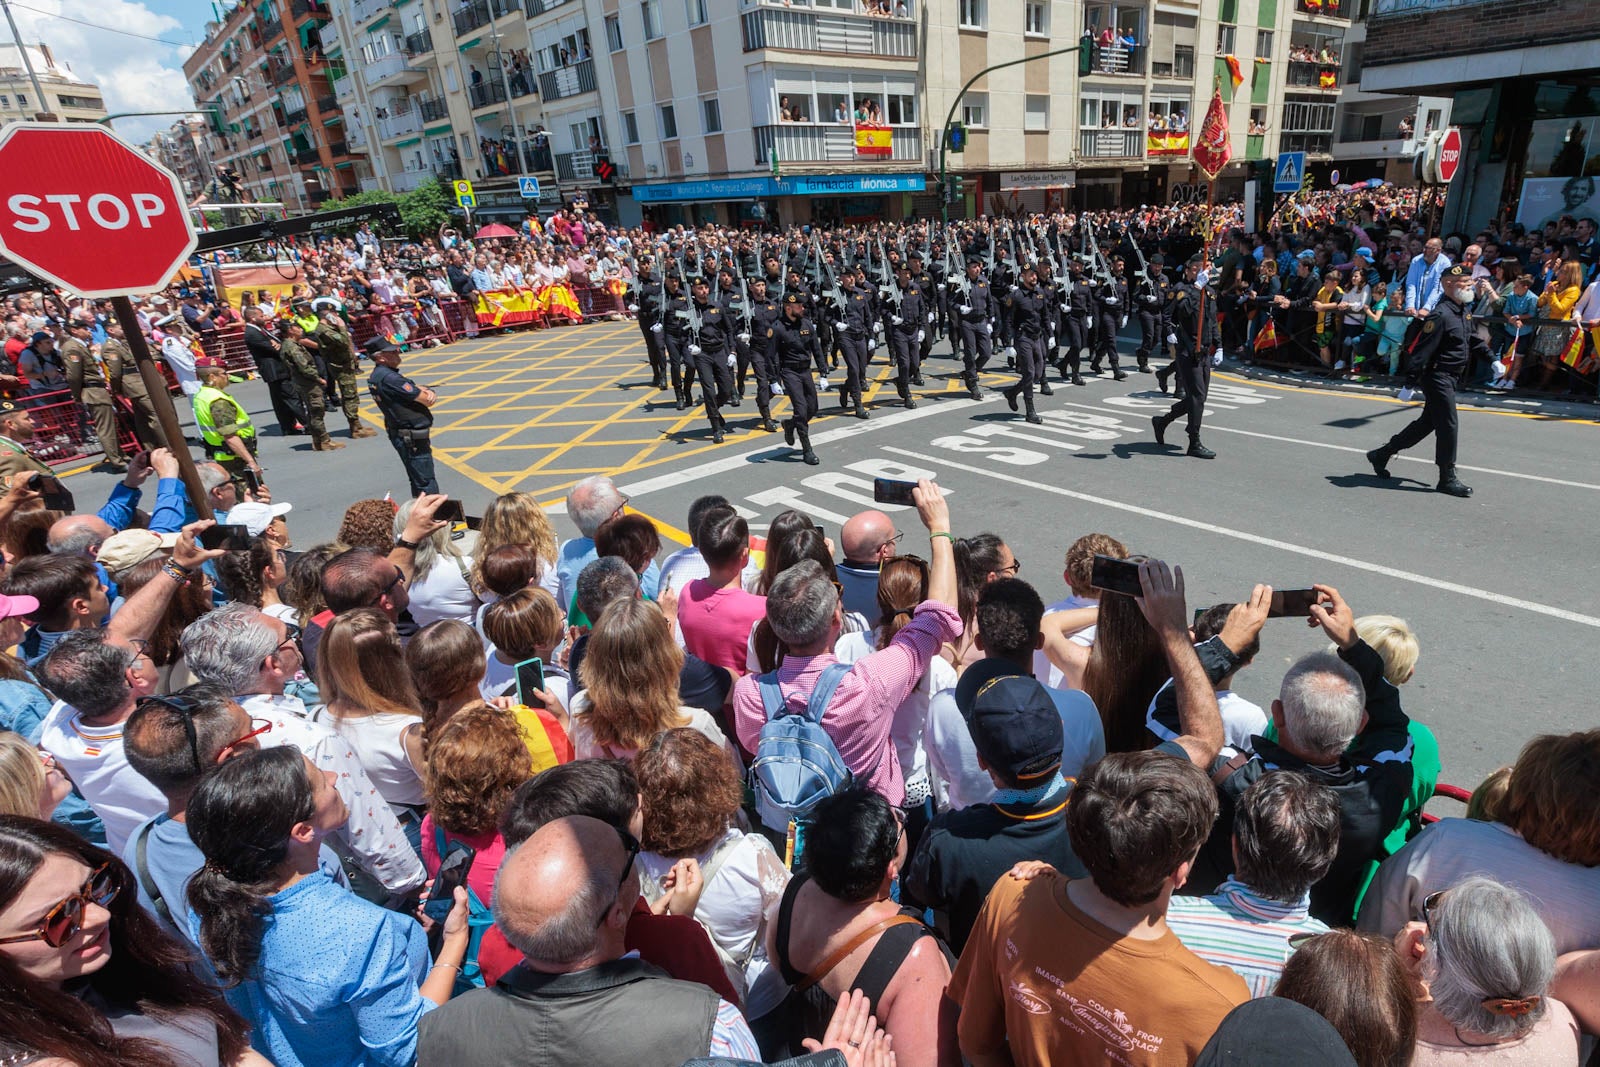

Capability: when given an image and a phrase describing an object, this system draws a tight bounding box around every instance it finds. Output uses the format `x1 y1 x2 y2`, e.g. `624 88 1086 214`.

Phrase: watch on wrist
394 536 423 551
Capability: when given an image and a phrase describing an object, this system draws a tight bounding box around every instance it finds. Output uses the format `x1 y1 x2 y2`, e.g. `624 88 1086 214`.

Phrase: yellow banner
855 124 892 157
1147 131 1191 156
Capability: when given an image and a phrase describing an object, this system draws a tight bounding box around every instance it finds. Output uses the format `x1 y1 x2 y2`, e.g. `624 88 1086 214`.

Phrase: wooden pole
110 295 213 520
1195 178 1216 358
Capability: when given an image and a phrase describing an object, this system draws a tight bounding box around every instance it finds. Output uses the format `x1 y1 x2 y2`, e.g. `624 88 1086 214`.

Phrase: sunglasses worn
597 826 641 928
0 861 118 947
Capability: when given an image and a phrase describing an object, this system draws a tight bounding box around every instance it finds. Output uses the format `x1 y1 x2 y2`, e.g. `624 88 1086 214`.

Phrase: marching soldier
314 309 378 441
771 293 828 466
836 266 876 419
687 278 735 444
1151 256 1218 460
908 249 935 385
280 320 344 453
660 273 695 410
1133 254 1171 374
365 337 440 497
1365 264 1482 498
952 257 995 400
626 256 668 390
887 263 924 410
1060 259 1095 387
746 278 782 432
1003 261 1052 425
1089 255 1130 380
60 317 128 472
101 318 164 450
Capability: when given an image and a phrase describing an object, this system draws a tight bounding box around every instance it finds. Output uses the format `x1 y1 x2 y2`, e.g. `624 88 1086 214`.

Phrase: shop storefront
627 173 926 228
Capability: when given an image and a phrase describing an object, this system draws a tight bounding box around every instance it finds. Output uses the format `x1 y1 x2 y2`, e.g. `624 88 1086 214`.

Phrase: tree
398 179 453 238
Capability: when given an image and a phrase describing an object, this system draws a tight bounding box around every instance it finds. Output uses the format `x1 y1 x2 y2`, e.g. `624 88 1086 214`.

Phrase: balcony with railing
1084 42 1145 76
316 93 338 114
376 105 423 140
260 18 284 43
742 4 915 59
350 0 391 27
359 175 384 193
403 29 434 56
328 139 350 157
525 0 578 16
752 124 922 166
271 60 298 86
291 0 333 22
362 51 424 87
333 73 355 101
1077 127 1145 159
284 105 309 125
346 123 369 149
537 58 595 102
294 146 321 165
419 97 449 122
453 0 519 36
468 80 508 109
556 149 607 183
1294 0 1349 19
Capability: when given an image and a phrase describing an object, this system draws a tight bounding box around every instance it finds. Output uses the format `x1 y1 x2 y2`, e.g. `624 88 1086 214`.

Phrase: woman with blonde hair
0 730 70 820
571 597 732 761
393 498 480 626
314 609 427 846
469 491 559 601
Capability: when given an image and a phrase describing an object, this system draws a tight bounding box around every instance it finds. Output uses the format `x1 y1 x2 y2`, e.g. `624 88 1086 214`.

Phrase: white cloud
8 0 199 142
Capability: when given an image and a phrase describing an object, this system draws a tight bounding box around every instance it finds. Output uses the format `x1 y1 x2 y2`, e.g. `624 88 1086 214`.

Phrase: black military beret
783 292 804 305
1443 264 1469 278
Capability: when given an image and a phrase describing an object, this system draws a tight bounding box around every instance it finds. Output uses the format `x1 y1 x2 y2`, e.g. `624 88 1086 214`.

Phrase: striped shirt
1165 878 1328 998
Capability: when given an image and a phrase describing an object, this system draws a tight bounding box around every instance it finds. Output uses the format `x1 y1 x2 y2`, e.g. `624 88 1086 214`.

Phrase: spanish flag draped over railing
474 285 584 327
1147 131 1190 156
1559 324 1599 374
855 123 892 157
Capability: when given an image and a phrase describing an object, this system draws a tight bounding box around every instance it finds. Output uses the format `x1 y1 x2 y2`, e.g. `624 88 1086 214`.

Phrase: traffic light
1079 43 1097 76
946 123 966 153
593 154 616 183
946 176 965 204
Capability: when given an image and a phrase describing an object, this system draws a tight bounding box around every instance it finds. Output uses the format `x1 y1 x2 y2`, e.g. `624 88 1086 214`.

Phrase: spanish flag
1558 326 1587 369
1254 317 1280 352
1224 54 1244 94
1318 69 1337 89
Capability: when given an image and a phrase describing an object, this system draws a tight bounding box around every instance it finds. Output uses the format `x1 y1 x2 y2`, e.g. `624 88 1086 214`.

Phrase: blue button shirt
1404 253 1452 314
554 536 661 615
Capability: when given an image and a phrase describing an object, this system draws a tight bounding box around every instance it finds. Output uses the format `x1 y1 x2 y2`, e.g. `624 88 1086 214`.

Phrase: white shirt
567 691 733 763
39 701 166 854
237 692 425 892
659 547 762 595
311 708 426 808
160 336 199 396
1572 279 1600 323
406 554 482 628
1143 681 1268 759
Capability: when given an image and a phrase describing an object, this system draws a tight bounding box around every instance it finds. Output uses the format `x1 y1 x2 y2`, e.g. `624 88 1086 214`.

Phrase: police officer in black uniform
365 337 440 496
1151 256 1218 459
952 257 995 400
908 249 935 384
770 292 827 466
1003 261 1051 425
1090 256 1130 380
1365 264 1482 497
627 257 667 389
887 263 924 409
660 272 696 409
745 277 782 432
991 246 1017 353
1060 259 1095 387
836 265 876 419
1133 254 1171 374
687 278 735 443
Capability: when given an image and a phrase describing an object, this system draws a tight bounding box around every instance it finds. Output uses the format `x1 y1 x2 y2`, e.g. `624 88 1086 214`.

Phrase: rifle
873 237 895 303
813 231 847 318
947 227 971 302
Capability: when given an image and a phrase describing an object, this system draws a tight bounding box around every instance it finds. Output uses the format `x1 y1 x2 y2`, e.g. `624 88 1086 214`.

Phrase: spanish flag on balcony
1319 69 1338 88
1223 55 1244 94
1147 130 1190 156
855 124 892 157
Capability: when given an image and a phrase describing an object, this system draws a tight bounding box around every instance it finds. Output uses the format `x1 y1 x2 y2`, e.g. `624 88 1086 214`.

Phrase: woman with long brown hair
0 815 261 1067
1081 569 1170 755
570 596 732 761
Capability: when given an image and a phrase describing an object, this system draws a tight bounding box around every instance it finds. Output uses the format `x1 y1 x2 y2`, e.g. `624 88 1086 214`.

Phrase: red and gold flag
1254 317 1280 352
854 124 892 157
1558 325 1586 369
1224 55 1244 94
1192 88 1232 180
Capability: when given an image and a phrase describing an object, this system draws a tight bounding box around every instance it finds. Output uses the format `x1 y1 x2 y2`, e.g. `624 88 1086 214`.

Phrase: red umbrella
475 223 518 239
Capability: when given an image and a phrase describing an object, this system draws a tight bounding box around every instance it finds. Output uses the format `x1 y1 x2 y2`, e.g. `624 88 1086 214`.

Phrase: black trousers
1093 311 1123 369
1061 315 1091 375
838 332 870 402
388 429 439 497
1384 368 1459 470
1015 335 1047 396
1163 346 1210 440
264 375 308 433
747 339 775 417
1136 309 1163 367
664 333 695 394
957 321 990 384
779 366 819 429
640 322 667 383
889 328 918 396
692 347 734 428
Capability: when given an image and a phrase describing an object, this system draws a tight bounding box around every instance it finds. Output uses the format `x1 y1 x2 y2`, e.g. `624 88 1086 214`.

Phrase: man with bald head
837 508 900 618
419 815 760 1065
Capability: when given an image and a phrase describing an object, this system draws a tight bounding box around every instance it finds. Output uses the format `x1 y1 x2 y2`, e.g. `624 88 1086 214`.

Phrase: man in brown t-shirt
945 750 1249 1066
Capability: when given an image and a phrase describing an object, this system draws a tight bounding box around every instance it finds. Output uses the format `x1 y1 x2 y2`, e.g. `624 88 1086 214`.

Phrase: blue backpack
422 825 496 994
749 662 855 834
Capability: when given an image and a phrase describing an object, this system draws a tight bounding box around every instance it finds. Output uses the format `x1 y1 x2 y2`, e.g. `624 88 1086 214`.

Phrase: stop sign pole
0 123 212 518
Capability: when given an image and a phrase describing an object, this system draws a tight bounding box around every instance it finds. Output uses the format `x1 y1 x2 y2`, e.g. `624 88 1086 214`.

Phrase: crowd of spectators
0 455 1593 1067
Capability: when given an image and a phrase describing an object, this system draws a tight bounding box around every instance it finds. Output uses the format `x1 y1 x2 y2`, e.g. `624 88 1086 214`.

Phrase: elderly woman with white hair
1394 875 1581 1065
392 497 481 627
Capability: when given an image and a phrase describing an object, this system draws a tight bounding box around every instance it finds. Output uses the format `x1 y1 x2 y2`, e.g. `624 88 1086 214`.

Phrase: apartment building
0 43 107 127
148 117 212 199
184 0 369 211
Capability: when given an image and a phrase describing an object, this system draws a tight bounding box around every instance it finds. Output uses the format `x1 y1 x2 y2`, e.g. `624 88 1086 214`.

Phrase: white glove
874 321 884 335
772 381 784 396
726 353 737 367
1166 333 1177 344
819 377 831 390
916 330 925 343
927 312 935 324
627 303 639 312
1104 297 1119 306
869 340 879 352
1120 315 1128 329
737 332 751 344
1398 386 1416 401
1211 351 1223 367
1009 284 1019 292
891 315 903 326
1491 360 1507 377
983 322 992 335
650 323 663 333
1048 336 1057 349
959 305 972 315
1004 346 1017 359
688 344 702 356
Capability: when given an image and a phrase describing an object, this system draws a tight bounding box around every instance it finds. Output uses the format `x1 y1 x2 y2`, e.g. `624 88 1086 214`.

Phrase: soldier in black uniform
626 257 668 389
991 246 1017 352
1090 256 1130 380
1133 254 1171 374
770 293 827 466
687 278 735 443
745 277 782 432
908 249 935 384
887 263 924 409
717 267 751 398
365 337 440 496
1003 261 1052 425
1365 264 1482 497
1151 256 1218 460
836 265 876 419
952 257 994 400
660 272 695 409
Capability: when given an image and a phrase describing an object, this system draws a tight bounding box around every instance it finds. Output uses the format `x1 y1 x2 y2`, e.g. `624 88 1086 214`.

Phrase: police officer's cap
965 257 982 268
783 292 805 306
1020 260 1038 273
1150 254 1164 265
364 337 401 357
908 249 924 261
1186 255 1204 267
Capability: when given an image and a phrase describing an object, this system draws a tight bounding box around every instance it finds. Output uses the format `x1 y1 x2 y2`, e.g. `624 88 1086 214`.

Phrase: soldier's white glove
1211 350 1224 367
1004 346 1017 360
927 312 935 324
1118 315 1126 329
956 305 970 316
651 323 663 333
819 377 831 390
1104 296 1119 306
1398 386 1417 401
1009 284 1019 292
688 344 702 356
628 303 639 312
738 332 751 344
1166 332 1177 344
891 315 903 326
917 330 925 343
772 381 784 396
874 321 884 335
869 340 880 352
726 353 737 367
1048 336 1057 349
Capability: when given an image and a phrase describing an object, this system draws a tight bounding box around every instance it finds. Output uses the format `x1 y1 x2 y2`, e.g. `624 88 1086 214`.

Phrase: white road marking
1057 401 1600 491
882 445 1600 629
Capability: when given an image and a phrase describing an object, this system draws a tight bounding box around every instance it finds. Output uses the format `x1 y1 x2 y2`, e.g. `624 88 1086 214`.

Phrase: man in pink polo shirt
731 480 958 806
676 505 766 675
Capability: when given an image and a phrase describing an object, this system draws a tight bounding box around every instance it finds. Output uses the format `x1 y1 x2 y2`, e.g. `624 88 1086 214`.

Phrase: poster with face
1517 175 1600 230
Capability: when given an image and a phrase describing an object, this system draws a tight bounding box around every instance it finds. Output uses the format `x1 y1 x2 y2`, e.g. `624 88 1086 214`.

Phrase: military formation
627 217 1225 463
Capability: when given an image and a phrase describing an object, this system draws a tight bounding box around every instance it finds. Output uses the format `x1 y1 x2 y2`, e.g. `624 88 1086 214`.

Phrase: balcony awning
425 124 453 136
335 160 356 169
457 37 482 51
367 13 391 30
473 110 501 123
322 114 343 125
396 136 422 147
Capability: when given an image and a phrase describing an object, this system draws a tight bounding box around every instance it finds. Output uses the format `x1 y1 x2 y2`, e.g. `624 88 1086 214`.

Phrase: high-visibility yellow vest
192 384 255 461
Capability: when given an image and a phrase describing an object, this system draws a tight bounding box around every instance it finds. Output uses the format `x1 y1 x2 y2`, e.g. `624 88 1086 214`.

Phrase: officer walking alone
1365 264 1483 498
1151 256 1218 459
365 338 439 497
771 292 828 466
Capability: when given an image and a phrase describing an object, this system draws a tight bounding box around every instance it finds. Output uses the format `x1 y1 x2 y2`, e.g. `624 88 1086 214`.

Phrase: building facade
1327 0 1449 185
184 0 371 210
147 117 212 200
0 43 107 127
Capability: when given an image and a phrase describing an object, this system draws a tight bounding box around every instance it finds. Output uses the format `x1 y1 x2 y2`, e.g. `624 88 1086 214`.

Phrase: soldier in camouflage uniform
61 318 128 472
313 310 377 440
281 320 344 453
100 318 165 450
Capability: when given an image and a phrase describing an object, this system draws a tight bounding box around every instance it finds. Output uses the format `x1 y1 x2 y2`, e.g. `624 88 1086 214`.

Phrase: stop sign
1437 126 1462 185
0 123 197 298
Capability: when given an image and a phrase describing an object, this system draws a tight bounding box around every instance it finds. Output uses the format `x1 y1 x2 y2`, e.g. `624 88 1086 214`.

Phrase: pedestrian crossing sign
1274 152 1306 193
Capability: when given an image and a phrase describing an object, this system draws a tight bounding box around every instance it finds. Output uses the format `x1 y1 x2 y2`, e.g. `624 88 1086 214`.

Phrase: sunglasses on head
0 861 119 947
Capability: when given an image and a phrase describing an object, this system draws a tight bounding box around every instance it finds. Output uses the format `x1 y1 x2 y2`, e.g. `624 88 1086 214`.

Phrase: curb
1220 361 1600 420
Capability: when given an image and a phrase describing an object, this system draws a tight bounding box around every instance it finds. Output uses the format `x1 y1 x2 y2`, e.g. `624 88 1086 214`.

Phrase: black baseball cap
363 337 400 357
966 675 1063 783
1194 999 1357 1067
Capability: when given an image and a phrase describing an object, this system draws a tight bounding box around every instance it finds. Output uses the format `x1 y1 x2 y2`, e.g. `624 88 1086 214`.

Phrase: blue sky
7 0 222 141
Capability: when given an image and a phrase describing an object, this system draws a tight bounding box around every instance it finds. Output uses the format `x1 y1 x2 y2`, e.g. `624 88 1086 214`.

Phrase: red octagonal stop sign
1437 127 1462 185
0 122 197 298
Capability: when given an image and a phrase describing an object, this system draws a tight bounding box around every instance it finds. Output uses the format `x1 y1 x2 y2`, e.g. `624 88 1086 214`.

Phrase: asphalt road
56 326 1600 792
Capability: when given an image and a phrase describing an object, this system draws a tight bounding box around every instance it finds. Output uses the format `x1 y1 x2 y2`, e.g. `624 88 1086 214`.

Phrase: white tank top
321 709 426 808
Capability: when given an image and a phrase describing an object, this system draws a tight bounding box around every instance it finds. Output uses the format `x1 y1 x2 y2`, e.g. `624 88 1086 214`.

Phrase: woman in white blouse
393 498 482 627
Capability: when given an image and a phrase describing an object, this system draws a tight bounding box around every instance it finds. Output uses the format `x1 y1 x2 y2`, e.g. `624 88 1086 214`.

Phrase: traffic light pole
938 44 1082 224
